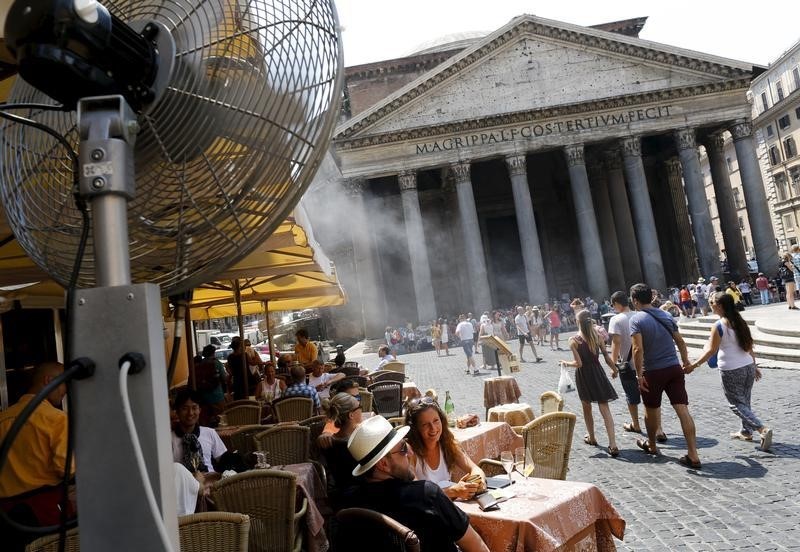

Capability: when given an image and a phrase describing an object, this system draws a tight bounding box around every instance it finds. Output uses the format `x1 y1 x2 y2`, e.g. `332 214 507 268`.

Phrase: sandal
583 435 598 446
678 455 702 469
636 439 658 455
607 446 620 458
730 431 753 441
656 432 668 443
623 423 641 433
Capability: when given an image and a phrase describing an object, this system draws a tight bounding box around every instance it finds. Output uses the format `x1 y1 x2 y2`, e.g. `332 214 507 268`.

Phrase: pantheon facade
306 15 778 335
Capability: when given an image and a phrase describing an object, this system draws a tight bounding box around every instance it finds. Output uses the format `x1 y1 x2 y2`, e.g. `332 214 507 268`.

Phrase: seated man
282 364 321 413
308 360 345 401
0 362 75 549
341 416 489 552
171 389 227 474
372 345 395 373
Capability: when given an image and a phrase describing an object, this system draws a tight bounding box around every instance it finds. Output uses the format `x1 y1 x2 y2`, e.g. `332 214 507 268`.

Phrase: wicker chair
371 370 405 383
273 397 314 422
229 424 267 460
367 381 404 418
254 424 310 465
540 391 565 415
298 415 327 460
342 362 361 376
25 529 80 552
522 412 576 480
382 361 406 374
226 399 261 409
336 508 420 552
224 405 262 425
478 412 576 480
359 389 374 413
179 511 251 552
211 470 307 552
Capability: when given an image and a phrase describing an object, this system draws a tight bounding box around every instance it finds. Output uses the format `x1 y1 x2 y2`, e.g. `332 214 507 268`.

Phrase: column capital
398 170 417 192
343 177 367 197
665 157 682 178
504 154 527 177
603 147 623 170
729 120 753 141
674 128 697 151
703 132 726 155
620 136 641 157
450 161 472 183
564 143 585 166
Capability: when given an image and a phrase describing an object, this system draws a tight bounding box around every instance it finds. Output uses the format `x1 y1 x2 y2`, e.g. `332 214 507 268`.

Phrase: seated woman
405 397 485 500
255 362 286 403
317 392 362 505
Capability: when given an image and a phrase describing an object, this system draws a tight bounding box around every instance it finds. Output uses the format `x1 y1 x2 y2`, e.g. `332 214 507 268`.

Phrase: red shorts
639 365 688 408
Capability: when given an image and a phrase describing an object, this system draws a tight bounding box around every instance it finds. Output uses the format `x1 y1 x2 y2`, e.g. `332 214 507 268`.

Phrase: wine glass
500 451 514 484
514 447 526 476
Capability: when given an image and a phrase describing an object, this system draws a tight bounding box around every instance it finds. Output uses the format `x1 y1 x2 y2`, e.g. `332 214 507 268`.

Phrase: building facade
750 40 800 252
306 15 779 336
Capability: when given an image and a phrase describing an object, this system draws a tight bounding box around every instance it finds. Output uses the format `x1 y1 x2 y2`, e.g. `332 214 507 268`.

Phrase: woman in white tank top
689 292 772 451
405 397 485 500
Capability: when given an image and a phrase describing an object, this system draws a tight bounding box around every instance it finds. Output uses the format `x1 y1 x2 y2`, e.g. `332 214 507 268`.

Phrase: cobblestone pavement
349 336 800 551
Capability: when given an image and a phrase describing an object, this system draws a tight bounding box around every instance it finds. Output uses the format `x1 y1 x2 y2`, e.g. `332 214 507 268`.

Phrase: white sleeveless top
260 379 282 402
413 446 451 484
716 321 754 371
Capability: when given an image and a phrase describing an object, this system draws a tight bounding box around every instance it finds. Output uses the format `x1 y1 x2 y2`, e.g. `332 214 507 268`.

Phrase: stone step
683 337 800 368
754 319 800 339
680 325 800 350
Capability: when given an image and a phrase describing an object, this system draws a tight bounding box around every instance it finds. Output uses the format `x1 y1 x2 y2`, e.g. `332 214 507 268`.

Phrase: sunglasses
390 441 409 456
407 396 438 411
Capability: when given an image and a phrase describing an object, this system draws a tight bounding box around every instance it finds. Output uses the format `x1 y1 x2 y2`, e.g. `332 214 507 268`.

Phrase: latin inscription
414 106 672 154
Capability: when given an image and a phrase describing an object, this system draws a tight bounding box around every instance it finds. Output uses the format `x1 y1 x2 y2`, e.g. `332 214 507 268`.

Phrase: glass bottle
444 391 455 427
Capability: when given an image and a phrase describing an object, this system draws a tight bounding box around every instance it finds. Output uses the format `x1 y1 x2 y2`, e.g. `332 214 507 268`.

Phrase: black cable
0 364 83 534
0 103 67 112
0 111 79 175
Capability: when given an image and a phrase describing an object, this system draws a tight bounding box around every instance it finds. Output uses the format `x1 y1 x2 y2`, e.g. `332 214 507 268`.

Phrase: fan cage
0 0 343 296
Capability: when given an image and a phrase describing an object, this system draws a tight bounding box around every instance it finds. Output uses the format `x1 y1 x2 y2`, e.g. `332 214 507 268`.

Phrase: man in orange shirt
294 328 318 369
0 362 74 548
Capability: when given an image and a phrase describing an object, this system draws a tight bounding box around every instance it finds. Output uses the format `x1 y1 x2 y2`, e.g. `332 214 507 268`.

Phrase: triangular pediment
336 15 755 141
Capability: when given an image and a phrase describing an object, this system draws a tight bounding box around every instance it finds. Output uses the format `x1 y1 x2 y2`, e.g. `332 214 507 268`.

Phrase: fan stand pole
69 95 178 551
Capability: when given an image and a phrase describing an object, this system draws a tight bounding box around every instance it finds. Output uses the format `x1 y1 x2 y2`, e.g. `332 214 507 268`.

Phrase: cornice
336 16 752 141
335 79 752 150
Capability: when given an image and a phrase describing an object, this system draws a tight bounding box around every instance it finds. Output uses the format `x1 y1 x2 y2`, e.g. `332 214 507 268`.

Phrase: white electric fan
0 0 342 549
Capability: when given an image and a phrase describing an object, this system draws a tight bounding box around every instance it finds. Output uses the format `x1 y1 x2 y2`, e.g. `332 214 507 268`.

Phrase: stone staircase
678 308 800 369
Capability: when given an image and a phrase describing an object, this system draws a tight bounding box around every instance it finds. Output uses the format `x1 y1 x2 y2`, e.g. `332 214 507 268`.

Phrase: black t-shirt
340 479 470 552
323 440 358 500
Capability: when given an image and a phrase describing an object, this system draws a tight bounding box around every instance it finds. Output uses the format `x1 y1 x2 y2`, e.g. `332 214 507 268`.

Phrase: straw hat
348 415 409 476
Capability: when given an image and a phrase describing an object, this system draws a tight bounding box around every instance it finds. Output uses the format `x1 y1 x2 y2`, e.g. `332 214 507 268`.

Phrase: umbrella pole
185 306 196 390
233 279 248 397
264 300 274 364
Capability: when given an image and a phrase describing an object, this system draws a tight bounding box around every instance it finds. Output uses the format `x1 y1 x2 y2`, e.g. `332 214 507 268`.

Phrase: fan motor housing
5 0 161 110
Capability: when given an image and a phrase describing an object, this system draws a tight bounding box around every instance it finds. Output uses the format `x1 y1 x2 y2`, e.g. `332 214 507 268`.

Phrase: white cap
74 0 99 24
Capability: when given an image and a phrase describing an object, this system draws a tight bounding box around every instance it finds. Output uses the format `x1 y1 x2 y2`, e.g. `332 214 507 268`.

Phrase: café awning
189 205 346 319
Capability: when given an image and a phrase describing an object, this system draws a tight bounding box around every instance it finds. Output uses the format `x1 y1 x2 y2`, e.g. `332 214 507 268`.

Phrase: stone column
587 159 626 292
704 133 750 279
451 161 492 312
664 158 700 282
730 120 780 275
604 148 643 284
620 137 667 290
564 144 609 299
398 171 437 323
505 154 548 304
344 178 387 339
674 128 720 279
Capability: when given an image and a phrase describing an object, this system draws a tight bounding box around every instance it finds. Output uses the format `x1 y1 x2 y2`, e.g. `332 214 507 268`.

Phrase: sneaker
760 428 773 451
472 369 480 375
730 431 753 441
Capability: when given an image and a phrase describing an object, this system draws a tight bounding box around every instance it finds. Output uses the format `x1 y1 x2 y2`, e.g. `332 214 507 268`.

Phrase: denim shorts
462 341 474 357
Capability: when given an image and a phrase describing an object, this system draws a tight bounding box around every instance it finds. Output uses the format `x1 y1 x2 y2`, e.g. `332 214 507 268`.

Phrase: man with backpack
196 345 228 424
